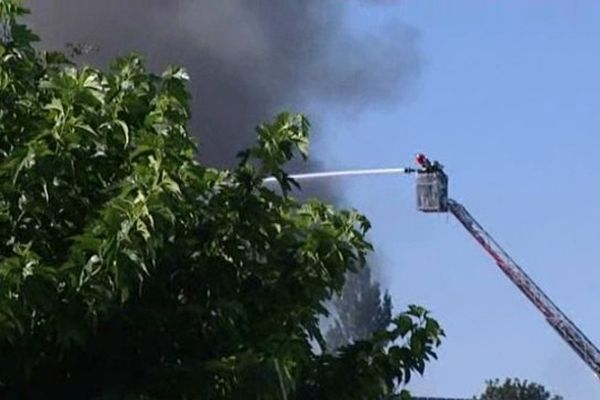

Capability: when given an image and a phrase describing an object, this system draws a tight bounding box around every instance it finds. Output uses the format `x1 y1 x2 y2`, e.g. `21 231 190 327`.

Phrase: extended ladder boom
448 199 600 378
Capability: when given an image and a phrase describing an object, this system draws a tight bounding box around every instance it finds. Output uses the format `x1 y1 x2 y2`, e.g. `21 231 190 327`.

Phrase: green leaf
396 315 414 336
115 119 130 148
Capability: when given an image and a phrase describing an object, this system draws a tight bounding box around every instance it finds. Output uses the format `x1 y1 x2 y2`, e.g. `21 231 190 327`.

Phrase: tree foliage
326 267 393 351
475 378 563 400
0 2 443 398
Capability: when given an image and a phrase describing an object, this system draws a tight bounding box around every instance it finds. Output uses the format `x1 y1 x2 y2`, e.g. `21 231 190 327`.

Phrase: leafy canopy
0 1 443 398
475 378 563 400
326 267 393 351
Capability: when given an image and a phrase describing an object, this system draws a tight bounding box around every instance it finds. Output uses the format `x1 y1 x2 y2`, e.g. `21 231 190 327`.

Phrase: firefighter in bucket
415 153 448 212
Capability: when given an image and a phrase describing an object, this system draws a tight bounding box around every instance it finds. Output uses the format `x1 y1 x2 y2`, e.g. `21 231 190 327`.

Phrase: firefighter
415 153 443 173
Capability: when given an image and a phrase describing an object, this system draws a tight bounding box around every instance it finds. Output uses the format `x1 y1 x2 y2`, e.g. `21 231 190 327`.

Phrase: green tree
0 2 443 398
326 267 393 351
475 378 563 400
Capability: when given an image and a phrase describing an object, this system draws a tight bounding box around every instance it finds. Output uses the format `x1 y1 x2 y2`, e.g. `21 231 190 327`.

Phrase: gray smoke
26 0 420 167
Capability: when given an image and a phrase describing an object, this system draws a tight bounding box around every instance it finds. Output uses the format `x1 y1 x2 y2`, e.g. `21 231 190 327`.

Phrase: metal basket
416 170 448 213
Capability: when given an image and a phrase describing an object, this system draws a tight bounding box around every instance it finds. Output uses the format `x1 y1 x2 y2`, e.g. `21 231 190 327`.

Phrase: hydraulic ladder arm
447 198 600 378
412 153 600 378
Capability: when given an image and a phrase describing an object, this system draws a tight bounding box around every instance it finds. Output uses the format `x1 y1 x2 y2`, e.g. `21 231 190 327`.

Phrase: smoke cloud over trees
27 0 421 166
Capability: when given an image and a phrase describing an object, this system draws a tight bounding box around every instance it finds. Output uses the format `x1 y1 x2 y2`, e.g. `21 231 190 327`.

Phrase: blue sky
309 1 600 398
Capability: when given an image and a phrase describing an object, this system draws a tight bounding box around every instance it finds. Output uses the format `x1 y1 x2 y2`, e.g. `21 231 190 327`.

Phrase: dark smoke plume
26 0 420 167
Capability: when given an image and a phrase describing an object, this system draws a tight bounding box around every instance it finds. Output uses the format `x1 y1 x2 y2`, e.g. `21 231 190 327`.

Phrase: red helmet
415 153 430 167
